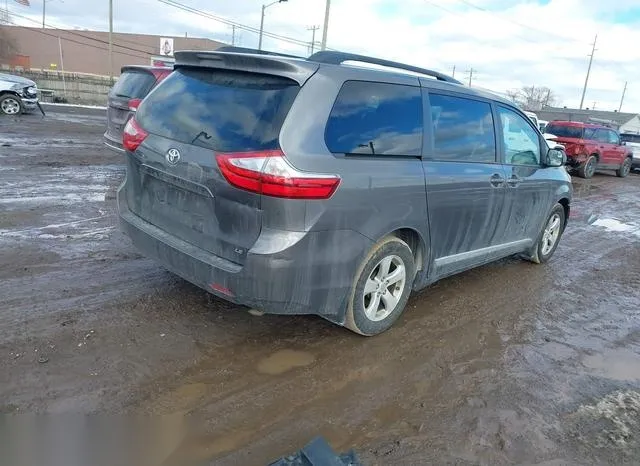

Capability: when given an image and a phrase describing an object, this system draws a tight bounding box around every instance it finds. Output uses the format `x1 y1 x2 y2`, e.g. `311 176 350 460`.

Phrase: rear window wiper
191 131 213 145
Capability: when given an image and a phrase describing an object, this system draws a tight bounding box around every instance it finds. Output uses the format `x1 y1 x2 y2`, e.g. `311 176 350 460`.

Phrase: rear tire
344 236 415 336
525 204 566 264
577 155 597 179
616 157 632 178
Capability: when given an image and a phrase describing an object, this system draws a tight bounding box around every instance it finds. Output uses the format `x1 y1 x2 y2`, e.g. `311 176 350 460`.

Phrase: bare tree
505 85 558 111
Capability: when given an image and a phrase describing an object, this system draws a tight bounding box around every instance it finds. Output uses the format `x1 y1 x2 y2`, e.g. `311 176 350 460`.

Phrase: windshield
111 70 156 99
545 124 585 139
136 68 300 152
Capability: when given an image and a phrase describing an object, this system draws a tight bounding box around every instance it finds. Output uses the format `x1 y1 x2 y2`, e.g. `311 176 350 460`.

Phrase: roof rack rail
215 46 304 60
307 51 462 84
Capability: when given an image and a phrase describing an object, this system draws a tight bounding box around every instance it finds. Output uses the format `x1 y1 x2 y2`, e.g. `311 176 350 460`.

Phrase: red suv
545 121 633 179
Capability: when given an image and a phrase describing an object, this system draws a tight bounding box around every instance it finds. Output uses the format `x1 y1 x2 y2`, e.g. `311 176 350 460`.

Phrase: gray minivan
118 50 571 336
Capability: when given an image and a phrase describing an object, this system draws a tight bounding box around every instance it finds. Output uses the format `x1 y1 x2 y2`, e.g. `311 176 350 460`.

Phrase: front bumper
21 97 39 112
566 153 589 167
117 183 371 323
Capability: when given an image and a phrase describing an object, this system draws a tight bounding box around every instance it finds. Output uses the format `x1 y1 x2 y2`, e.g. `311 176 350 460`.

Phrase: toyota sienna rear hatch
123 51 319 265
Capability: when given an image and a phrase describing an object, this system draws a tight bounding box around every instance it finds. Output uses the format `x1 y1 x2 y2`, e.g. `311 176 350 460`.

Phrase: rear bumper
117 185 371 322
104 132 125 153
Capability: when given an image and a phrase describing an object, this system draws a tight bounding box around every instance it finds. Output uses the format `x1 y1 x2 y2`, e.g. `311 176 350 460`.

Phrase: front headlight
27 86 37 94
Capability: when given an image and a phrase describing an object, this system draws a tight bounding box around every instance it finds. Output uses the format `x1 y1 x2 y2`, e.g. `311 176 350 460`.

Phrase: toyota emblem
166 148 181 165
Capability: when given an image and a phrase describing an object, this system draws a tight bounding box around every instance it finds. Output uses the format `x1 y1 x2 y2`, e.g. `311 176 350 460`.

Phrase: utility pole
231 25 236 46
452 65 456 78
307 25 319 54
579 34 598 110
108 0 113 83
320 0 331 51
618 81 627 112
42 0 45 28
465 68 474 87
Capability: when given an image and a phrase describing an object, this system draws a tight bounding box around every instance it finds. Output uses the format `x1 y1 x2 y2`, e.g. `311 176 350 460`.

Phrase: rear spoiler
174 50 319 85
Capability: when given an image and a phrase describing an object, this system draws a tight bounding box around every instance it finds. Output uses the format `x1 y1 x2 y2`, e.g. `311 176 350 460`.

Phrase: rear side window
429 94 496 163
111 71 156 99
325 81 423 156
136 68 300 152
545 124 584 139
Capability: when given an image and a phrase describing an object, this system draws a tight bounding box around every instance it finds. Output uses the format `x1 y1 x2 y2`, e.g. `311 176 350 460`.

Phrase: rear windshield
111 71 156 99
136 68 300 152
621 133 640 144
545 124 585 139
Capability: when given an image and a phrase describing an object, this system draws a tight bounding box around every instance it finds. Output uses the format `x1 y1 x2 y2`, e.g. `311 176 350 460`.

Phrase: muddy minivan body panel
118 50 572 327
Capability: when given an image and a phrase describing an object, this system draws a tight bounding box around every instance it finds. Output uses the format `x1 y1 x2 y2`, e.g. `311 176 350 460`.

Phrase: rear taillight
128 98 142 112
123 118 148 152
216 150 340 200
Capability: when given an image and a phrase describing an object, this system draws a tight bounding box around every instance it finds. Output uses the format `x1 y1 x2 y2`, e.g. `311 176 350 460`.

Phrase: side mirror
621 141 626 146
545 148 566 167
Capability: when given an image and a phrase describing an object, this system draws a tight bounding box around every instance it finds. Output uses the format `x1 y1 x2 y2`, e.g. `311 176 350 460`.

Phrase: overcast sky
9 0 640 112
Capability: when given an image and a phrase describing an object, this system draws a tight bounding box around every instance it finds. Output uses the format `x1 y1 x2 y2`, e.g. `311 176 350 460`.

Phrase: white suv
620 133 640 171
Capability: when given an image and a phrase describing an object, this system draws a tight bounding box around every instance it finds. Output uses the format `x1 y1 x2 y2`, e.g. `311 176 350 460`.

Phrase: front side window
429 94 496 163
325 81 423 156
498 107 541 165
593 129 609 143
607 130 620 145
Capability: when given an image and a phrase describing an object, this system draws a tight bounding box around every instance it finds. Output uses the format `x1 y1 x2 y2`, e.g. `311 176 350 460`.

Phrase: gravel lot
2 107 640 465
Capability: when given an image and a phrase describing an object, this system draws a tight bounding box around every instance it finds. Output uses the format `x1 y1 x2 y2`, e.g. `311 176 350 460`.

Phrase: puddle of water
256 349 316 375
583 349 640 381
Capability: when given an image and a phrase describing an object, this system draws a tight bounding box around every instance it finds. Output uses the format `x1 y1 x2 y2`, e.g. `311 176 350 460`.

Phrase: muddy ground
1 107 640 465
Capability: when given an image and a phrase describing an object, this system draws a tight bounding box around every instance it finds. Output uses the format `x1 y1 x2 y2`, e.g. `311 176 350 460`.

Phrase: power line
9 11 155 58
157 0 326 51
452 0 587 46
422 0 578 55
7 13 151 61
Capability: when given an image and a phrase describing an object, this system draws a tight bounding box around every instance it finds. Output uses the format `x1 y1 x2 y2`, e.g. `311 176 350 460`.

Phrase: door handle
507 175 521 188
490 173 505 187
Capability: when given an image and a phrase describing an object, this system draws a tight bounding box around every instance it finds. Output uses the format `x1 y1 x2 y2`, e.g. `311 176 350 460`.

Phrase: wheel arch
385 227 428 274
557 197 570 228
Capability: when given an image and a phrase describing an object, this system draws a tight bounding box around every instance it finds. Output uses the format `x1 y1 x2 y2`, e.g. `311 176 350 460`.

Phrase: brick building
0 25 224 77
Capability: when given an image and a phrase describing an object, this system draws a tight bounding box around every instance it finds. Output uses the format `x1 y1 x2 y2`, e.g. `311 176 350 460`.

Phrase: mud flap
268 436 362 466
37 102 46 116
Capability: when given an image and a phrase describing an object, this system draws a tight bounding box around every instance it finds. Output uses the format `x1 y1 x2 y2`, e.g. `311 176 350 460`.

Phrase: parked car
524 110 539 129
103 65 171 153
538 119 548 132
118 50 571 336
545 121 633 179
0 73 39 115
620 133 640 172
